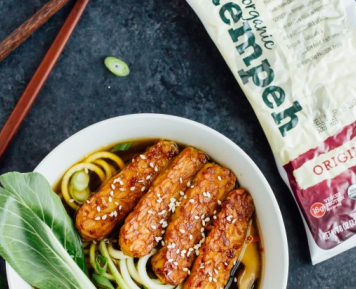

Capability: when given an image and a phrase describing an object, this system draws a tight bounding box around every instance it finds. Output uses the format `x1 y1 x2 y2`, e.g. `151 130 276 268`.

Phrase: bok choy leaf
0 172 95 289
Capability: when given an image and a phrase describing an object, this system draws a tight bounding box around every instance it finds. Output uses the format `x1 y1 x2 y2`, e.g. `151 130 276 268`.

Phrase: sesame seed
132 158 135 162
69 199 75 203
161 230 165 234
179 229 186 234
176 249 180 254
110 191 114 196
161 241 165 246
183 268 188 272
157 199 162 203
234 277 237 282
162 221 168 228
194 216 199 220
214 269 218 274
130 187 135 191
115 202 119 205
218 176 222 181
201 228 204 232
214 210 217 214
120 188 125 191
160 219 165 224
95 217 100 220
146 175 151 180
205 218 210 222
191 185 195 188
187 251 191 257
189 248 194 251
141 186 146 192
187 181 191 187
167 271 172 276
119 180 124 185
168 259 173 263
114 211 118 217
109 197 112 202
158 210 166 215
102 215 107 220
218 200 222 205
151 225 157 230
155 166 158 172
148 210 153 214
119 205 122 210
180 191 184 196
111 184 115 190
226 215 232 222
213 278 217 282
167 244 172 249
203 192 207 197
206 192 211 198
224 262 228 266
86 200 90 204
157 193 161 197
184 196 187 199
174 262 178 266
233 260 236 265
209 277 212 282
97 206 101 212
201 215 205 219
202 220 206 226
189 235 193 240
232 219 237 224
180 178 183 184
200 264 205 268
140 154 146 159
189 199 195 203
188 270 191 275
213 215 217 219
208 272 212 277
85 168 89 174
109 212 114 217
150 162 154 168
155 237 162 242
171 243 176 248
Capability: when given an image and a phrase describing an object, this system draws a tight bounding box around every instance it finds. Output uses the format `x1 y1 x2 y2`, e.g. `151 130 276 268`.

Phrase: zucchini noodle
108 243 130 259
126 258 142 284
119 258 141 289
137 249 175 289
99 240 131 289
84 152 125 170
61 163 105 210
60 150 124 209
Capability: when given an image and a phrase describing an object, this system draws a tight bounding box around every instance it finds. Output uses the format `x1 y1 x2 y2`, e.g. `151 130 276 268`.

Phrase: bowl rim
6 113 289 289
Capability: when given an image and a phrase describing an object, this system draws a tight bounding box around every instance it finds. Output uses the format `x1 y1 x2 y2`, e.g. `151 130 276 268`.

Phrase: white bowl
6 113 288 289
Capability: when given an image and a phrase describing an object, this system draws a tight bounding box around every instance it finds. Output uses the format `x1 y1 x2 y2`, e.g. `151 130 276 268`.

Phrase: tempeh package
186 0 356 264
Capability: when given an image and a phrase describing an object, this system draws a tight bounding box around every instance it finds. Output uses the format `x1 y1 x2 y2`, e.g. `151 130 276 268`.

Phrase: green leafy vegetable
96 255 108 276
111 142 133 152
104 56 130 77
0 273 8 288
0 172 95 289
92 274 115 289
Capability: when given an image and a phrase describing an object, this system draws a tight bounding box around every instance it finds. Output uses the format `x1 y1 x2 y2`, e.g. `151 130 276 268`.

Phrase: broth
54 139 263 289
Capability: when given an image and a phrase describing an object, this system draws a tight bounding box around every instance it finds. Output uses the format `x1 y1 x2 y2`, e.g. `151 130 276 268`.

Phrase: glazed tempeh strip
75 140 178 240
151 163 236 285
183 188 254 289
119 147 207 257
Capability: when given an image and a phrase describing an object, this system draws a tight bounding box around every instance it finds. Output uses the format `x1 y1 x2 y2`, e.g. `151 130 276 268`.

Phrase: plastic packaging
186 0 356 264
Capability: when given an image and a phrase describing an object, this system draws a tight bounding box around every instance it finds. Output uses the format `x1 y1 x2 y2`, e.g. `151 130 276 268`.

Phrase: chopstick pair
0 0 89 160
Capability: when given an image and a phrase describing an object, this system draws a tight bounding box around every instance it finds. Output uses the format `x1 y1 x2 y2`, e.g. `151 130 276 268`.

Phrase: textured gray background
0 0 355 288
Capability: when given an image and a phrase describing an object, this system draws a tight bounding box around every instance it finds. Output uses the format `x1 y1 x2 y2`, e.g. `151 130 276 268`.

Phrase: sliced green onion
71 187 90 202
71 170 90 191
111 142 133 152
137 249 175 289
104 56 130 77
92 274 115 289
96 255 108 276
99 240 131 289
90 243 115 281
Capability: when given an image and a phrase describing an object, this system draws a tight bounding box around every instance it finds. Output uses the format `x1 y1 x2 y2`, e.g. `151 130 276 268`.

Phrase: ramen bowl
6 114 288 289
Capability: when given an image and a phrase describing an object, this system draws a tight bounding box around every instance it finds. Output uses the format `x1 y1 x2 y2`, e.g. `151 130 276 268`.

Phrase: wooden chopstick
0 0 70 63
0 0 89 160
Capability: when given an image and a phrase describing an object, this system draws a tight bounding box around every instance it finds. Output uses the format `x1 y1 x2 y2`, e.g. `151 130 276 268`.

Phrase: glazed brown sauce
53 139 263 289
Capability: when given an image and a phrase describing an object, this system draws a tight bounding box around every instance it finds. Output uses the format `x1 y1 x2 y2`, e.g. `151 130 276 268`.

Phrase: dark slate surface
0 0 355 288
